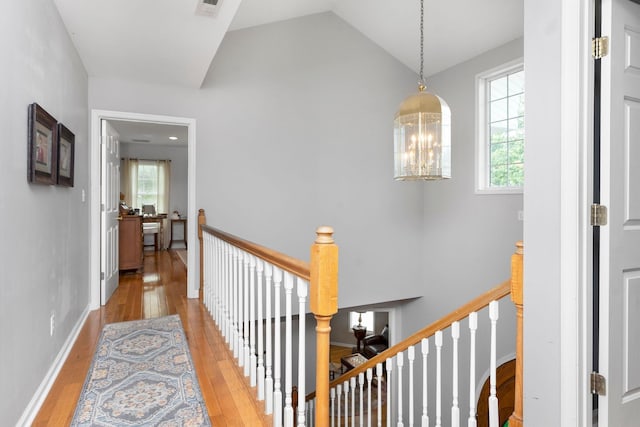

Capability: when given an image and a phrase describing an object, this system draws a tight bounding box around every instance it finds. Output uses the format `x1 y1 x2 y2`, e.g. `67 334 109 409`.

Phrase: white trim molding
475 57 525 195
90 110 198 310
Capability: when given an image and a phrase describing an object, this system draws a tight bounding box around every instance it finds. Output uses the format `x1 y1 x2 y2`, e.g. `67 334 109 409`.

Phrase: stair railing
198 209 338 427
304 242 524 427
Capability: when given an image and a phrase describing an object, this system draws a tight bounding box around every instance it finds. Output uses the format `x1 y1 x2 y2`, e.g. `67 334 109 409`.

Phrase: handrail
306 278 512 401
201 223 311 281
198 211 338 427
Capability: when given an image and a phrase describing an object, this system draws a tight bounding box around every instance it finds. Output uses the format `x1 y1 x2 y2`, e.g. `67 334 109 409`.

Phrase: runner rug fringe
70 314 211 426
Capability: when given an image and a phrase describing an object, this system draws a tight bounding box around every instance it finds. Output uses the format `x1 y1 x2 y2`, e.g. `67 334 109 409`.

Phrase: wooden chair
143 222 160 251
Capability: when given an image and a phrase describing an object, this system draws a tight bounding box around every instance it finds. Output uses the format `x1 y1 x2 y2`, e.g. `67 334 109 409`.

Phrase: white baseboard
330 341 356 348
16 305 91 427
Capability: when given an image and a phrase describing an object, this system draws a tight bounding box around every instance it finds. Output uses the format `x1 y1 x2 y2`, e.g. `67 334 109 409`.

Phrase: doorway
89 110 197 309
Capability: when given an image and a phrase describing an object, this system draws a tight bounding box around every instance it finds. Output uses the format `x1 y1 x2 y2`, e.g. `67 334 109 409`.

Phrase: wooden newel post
509 241 524 427
310 226 338 427
198 209 206 294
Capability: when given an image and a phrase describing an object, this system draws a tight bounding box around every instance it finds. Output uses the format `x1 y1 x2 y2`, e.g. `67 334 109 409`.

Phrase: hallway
33 250 269 426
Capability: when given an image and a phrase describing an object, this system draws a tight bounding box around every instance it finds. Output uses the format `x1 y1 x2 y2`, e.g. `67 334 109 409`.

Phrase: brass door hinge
592 36 609 59
591 371 607 396
591 204 608 227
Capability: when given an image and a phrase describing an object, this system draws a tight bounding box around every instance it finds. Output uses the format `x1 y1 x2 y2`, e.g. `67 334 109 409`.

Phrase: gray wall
89 12 427 309
0 0 89 424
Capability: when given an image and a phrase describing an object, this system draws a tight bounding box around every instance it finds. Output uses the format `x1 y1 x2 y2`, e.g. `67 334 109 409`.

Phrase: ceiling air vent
196 0 222 17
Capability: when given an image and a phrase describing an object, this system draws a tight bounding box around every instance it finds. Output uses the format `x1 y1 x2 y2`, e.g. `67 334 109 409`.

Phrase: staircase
198 209 523 427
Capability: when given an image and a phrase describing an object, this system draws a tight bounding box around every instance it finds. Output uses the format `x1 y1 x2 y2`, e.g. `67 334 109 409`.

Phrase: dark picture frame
28 103 58 185
57 123 75 187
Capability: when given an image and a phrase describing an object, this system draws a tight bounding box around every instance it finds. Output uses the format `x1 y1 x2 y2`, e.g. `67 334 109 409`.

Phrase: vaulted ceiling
53 0 523 89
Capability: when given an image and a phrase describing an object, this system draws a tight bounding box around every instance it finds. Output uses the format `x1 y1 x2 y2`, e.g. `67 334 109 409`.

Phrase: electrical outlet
517 210 524 221
50 312 55 336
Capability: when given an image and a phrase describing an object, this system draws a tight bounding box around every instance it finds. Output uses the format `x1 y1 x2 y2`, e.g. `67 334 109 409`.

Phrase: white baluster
232 247 239 357
337 383 343 426
265 264 274 414
350 377 357 427
385 358 392 427
489 301 499 427
237 249 244 363
358 372 365 427
358 372 364 427
366 368 373 427
221 243 228 340
243 253 251 376
435 330 443 427
273 267 283 427
257 259 265 401
283 272 294 427
451 321 460 427
225 244 231 342
306 399 315 427
468 312 478 427
297 278 308 427
344 380 350 424
421 338 429 427
376 363 383 427
397 351 404 427
249 255 257 385
331 387 336 427
408 345 415 427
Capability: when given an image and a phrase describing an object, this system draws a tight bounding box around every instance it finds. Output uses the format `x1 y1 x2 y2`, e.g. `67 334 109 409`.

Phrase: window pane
349 311 374 332
508 118 524 141
508 70 525 95
491 120 508 144
490 77 508 101
479 64 525 191
509 140 525 164
509 163 524 186
491 164 508 187
490 143 508 166
136 163 159 209
508 94 525 118
490 98 508 122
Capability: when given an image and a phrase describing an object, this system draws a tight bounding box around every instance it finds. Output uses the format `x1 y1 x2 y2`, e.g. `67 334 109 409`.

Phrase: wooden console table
169 218 187 249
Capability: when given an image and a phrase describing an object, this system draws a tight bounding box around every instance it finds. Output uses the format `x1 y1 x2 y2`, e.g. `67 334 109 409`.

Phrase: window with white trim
476 61 525 193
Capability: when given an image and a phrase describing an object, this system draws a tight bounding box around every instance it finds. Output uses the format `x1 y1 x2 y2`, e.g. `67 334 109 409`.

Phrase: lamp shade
393 87 451 180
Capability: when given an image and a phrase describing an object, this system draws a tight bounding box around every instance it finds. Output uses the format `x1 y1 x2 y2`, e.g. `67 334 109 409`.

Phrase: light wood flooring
33 250 270 426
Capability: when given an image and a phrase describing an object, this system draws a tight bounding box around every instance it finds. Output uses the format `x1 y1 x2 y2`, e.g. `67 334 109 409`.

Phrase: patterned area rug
71 315 211 426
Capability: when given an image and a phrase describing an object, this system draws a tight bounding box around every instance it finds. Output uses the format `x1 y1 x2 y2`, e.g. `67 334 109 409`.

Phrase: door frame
89 110 198 309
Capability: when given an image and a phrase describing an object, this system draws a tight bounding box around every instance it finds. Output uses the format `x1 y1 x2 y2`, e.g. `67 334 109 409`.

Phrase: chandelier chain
419 0 424 85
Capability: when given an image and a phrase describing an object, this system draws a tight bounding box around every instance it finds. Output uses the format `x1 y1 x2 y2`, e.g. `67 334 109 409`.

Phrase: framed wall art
28 103 58 185
57 123 75 187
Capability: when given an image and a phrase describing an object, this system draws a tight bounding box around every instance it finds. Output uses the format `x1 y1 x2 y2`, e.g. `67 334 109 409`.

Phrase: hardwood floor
33 250 270 426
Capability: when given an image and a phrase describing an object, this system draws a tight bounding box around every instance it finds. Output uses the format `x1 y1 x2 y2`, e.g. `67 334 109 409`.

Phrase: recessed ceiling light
169 136 178 141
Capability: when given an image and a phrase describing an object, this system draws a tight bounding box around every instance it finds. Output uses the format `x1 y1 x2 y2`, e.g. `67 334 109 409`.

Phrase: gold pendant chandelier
393 0 451 181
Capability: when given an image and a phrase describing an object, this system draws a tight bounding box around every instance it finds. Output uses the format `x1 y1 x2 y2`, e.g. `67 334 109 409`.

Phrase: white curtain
120 158 138 208
157 160 171 248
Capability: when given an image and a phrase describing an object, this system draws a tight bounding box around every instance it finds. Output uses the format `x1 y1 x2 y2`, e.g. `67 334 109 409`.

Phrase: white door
600 0 640 424
100 120 121 304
